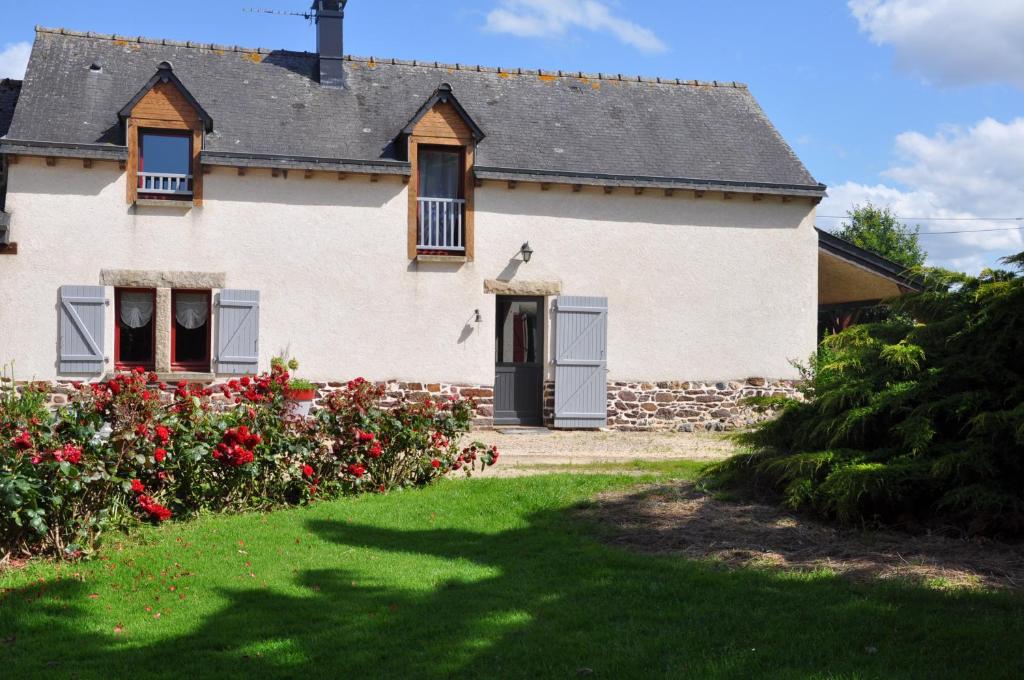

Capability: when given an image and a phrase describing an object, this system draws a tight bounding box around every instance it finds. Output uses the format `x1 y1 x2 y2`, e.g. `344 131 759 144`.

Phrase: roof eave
201 150 410 175
817 228 925 291
474 166 828 198
0 138 129 160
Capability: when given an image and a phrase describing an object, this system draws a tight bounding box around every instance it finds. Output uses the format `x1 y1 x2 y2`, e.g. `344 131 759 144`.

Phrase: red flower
131 479 145 494
12 430 32 450
108 381 121 396
347 463 367 478
135 424 149 438
137 494 172 522
148 372 159 384
368 441 383 458
154 426 170 444
431 459 441 469
354 429 375 442
240 376 251 387
54 443 82 465
302 464 314 478
154 448 167 463
215 427 259 467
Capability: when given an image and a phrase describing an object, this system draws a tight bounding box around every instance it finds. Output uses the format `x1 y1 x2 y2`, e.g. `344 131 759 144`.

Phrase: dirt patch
580 483 1024 590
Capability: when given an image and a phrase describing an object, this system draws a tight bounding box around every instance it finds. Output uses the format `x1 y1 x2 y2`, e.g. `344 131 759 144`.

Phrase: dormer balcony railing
138 172 193 197
417 196 466 253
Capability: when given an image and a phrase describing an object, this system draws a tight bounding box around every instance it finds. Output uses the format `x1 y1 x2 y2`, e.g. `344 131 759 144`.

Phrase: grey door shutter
553 296 608 429
59 285 107 375
216 290 260 374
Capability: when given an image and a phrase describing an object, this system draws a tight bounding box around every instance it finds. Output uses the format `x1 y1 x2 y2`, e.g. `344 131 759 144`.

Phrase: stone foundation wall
24 376 796 432
19 379 496 428
606 378 801 431
313 381 495 427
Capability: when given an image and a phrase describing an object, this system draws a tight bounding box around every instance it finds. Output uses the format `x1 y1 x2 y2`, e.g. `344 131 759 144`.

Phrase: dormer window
119 62 211 207
403 84 483 262
139 131 193 199
417 147 465 255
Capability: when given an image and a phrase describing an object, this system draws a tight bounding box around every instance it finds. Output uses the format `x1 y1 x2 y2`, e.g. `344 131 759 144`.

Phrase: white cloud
0 42 31 80
820 118 1024 272
484 0 667 54
849 0 1024 88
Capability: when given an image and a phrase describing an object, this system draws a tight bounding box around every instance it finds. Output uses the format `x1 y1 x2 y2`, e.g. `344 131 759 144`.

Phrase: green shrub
704 252 1024 536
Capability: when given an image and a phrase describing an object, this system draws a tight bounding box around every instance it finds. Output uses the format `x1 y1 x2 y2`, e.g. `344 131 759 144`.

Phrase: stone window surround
101 270 225 374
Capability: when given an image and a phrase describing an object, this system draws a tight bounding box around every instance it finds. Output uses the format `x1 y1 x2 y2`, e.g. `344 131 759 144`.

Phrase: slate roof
2 27 825 196
0 79 21 139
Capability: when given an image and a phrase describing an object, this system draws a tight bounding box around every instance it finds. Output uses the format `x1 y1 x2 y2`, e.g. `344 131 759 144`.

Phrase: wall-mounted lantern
520 242 534 263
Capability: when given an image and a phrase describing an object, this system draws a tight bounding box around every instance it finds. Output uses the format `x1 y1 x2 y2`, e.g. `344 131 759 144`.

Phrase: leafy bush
314 378 498 494
704 253 1024 536
1 365 496 560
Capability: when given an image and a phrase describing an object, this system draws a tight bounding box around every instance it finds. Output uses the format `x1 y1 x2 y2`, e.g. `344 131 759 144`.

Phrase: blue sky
1 0 1022 270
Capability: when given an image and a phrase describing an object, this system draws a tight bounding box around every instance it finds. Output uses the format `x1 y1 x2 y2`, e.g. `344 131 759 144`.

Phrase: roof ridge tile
33 25 749 89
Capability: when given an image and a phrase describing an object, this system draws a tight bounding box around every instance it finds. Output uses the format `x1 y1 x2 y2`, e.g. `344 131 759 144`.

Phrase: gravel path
470 429 737 475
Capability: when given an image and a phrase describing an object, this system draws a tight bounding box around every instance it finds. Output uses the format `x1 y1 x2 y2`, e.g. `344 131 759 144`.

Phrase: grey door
554 296 608 429
494 296 545 426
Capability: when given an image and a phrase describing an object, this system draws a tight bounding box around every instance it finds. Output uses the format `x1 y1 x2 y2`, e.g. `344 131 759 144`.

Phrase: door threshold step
495 427 552 435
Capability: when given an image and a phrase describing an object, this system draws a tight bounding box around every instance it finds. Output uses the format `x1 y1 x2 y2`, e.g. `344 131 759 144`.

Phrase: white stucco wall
0 159 818 384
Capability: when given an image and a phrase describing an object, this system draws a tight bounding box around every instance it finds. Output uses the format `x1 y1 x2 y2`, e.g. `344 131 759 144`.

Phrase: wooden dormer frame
403 84 484 261
121 62 211 206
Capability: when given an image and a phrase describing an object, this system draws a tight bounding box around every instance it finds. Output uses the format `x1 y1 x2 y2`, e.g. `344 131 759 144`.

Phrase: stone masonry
604 378 801 432
313 381 495 428
24 379 495 427
27 377 794 432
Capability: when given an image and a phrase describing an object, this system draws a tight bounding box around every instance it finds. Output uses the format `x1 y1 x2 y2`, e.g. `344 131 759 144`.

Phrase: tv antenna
243 8 315 21
244 2 348 21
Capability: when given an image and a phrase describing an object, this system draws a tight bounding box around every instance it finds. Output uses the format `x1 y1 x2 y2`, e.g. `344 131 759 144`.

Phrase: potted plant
273 356 317 417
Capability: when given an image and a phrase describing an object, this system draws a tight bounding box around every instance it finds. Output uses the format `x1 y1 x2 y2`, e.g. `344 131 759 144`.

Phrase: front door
494 296 544 426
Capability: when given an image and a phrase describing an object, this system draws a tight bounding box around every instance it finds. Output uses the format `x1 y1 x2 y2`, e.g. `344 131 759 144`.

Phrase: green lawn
1 468 1022 679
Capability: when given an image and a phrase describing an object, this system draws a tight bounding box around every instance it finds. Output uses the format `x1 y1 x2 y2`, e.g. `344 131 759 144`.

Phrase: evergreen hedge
704 253 1024 536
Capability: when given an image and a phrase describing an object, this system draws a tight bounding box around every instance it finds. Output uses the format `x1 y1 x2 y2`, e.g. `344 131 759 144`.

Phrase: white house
0 3 918 430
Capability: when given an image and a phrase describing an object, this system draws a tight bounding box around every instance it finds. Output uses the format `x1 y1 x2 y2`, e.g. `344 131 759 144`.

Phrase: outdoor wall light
474 309 482 323
520 242 534 263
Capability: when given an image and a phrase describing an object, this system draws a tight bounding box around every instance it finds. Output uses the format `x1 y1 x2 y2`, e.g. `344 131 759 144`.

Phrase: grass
1 467 1022 679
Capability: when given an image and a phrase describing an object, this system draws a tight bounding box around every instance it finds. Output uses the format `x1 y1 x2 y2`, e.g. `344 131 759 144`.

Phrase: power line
818 215 1023 222
915 226 1024 236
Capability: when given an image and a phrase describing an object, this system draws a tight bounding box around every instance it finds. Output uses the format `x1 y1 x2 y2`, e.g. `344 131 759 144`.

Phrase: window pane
117 290 154 367
496 300 541 364
141 134 191 175
174 292 209 366
418 149 460 199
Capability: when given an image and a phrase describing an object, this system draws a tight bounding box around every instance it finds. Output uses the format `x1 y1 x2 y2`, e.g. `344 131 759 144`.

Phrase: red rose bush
1 363 497 560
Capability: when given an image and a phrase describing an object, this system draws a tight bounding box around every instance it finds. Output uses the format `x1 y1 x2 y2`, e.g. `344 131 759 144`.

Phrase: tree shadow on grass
1 505 1023 679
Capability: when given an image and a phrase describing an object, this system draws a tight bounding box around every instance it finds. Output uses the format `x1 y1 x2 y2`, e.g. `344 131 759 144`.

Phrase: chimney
312 0 347 87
